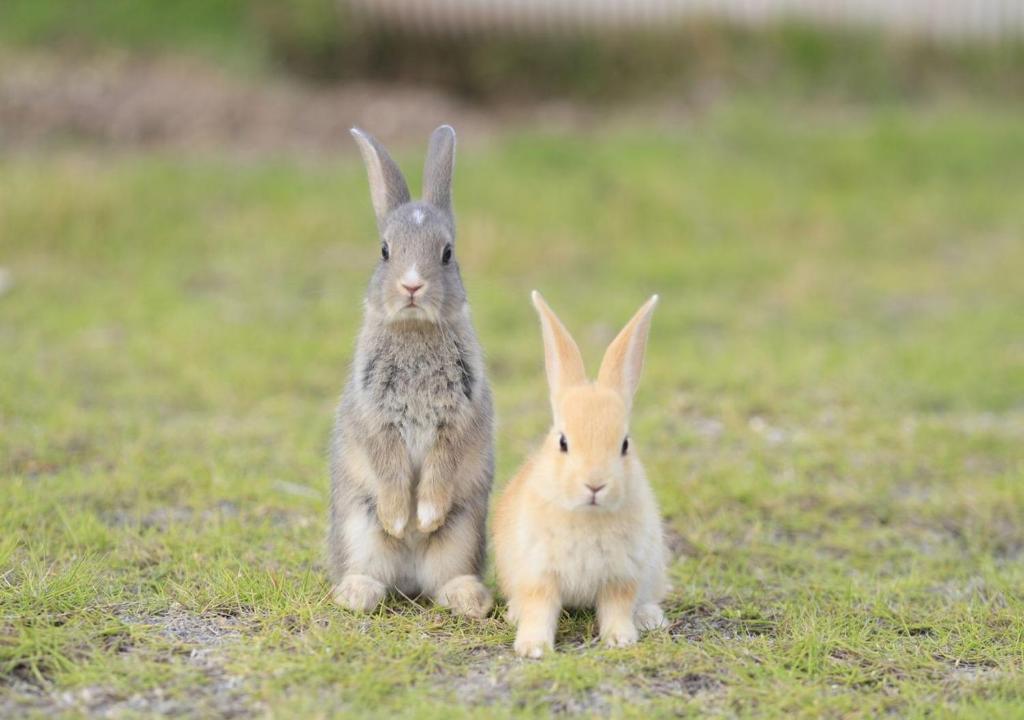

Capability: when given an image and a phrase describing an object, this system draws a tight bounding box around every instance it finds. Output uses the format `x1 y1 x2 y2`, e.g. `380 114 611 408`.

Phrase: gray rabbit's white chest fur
358 321 475 465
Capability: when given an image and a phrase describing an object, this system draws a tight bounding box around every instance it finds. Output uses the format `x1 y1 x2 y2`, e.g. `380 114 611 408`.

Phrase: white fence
347 0 1024 40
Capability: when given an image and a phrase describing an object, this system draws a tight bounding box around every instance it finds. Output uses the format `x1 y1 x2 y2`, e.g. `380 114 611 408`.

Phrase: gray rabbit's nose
398 265 426 298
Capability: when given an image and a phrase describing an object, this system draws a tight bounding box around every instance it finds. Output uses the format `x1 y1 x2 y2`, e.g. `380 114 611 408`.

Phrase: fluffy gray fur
327 126 495 618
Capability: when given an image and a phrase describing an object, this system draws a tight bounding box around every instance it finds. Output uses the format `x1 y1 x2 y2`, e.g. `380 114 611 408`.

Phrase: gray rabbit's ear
422 125 456 216
350 128 411 227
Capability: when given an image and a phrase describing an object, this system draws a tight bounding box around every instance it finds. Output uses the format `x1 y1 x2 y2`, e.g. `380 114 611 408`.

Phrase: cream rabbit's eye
558 433 568 453
621 437 629 455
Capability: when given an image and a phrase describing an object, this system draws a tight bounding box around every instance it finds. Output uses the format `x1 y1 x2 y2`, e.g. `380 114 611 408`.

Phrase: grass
2 104 1023 717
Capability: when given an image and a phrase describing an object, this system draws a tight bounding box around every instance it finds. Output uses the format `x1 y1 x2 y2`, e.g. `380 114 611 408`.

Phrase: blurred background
2 0 1023 150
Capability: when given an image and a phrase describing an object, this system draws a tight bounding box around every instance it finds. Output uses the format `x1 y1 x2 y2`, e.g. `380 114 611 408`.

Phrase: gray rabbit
327 126 495 618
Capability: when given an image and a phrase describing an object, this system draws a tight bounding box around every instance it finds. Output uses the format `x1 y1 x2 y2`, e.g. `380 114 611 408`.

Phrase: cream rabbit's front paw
514 635 552 659
602 623 639 648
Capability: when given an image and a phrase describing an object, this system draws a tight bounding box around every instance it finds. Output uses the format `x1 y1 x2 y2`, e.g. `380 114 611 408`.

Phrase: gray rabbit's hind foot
435 575 493 619
333 574 387 612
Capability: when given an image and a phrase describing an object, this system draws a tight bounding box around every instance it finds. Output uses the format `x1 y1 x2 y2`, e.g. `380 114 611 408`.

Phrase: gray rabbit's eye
442 244 453 265
558 433 568 453
381 244 390 261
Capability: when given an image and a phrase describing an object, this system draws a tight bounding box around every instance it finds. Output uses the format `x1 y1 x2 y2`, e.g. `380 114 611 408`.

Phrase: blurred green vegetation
0 0 260 62
353 24 1024 102
1 0 1023 101
0 0 347 73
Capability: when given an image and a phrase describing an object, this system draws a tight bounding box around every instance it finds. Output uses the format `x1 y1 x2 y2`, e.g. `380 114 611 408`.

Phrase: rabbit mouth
391 302 434 323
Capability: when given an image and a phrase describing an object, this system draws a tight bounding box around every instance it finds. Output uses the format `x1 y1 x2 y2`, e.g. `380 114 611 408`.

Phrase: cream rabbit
493 292 668 657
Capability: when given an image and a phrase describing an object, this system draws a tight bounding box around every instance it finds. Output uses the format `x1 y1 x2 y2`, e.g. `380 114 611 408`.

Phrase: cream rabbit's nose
586 484 606 494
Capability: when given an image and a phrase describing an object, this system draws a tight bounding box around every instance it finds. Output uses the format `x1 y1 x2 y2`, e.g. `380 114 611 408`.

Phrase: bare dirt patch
0 53 639 155
101 502 239 531
666 598 777 641
934 655 1005 699
4 436 96 478
0 606 259 719
664 524 701 560
443 645 517 707
640 670 724 700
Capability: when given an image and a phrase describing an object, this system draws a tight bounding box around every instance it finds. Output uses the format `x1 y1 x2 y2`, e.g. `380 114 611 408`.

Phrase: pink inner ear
597 296 658 405
533 292 587 407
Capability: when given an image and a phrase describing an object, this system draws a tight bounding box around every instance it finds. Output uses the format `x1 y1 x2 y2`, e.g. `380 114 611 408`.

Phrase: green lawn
2 105 1023 718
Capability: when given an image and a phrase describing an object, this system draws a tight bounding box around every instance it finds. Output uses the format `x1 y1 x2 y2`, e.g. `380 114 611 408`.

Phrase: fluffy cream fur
493 293 668 657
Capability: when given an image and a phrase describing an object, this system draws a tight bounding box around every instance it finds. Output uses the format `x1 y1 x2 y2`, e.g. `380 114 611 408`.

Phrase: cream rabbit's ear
350 127 411 228
532 291 586 419
597 296 659 410
422 125 456 218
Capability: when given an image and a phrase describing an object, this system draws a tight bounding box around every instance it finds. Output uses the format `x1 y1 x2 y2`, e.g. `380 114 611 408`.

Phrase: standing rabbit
494 292 668 656
328 126 494 618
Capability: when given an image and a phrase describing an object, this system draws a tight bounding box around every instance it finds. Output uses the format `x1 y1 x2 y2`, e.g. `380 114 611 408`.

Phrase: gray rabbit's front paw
416 498 449 534
376 490 411 539
416 477 453 534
